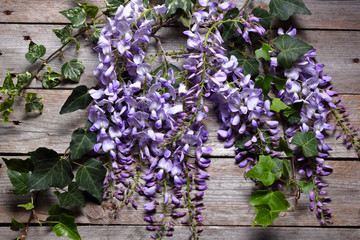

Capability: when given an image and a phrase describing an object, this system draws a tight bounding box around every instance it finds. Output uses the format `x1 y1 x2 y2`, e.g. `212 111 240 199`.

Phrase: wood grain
1 226 359 240
1 0 359 30
1 157 359 226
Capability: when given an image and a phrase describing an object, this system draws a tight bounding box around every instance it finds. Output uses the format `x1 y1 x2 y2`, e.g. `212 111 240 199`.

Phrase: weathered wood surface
1 226 360 240
1 0 359 30
1 26 360 94
0 158 359 226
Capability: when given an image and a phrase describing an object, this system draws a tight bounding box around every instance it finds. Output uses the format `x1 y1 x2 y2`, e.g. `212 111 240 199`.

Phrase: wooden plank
0 89 359 158
0 26 359 94
1 157 359 227
1 226 359 240
1 0 359 30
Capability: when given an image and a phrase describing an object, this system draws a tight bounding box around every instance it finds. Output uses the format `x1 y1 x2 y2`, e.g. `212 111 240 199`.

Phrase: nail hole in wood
10 73 16 78
3 10 13 15
23 36 31 41
352 58 359 63
12 120 21 125
0 52 3 56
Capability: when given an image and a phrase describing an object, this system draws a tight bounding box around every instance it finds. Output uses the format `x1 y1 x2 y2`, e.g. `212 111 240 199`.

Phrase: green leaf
70 128 97 160
252 7 274 29
42 71 62 89
143 0 150 8
1 72 15 94
274 34 313 69
104 0 125 16
80 3 99 18
10 217 25 231
229 51 259 77
17 202 34 210
297 181 315 194
234 135 252 150
61 59 85 83
7 170 30 195
25 92 43 113
76 158 106 202
52 25 73 45
275 138 293 157
255 43 271 60
16 72 33 89
254 75 272 96
28 148 73 191
53 213 82 240
55 182 85 208
250 190 290 227
222 8 240 41
3 158 33 173
271 157 283 178
91 28 101 43
164 0 192 18
283 101 303 124
270 98 290 112
25 41 46 64
246 155 275 186
60 7 87 28
0 96 15 123
47 203 62 222
268 75 287 91
292 132 319 157
270 0 311 21
60 85 92 114
282 159 291 179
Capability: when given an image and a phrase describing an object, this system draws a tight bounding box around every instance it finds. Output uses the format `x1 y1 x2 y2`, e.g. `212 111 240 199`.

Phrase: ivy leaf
292 132 319 157
104 0 125 16
270 0 311 21
271 157 283 178
80 3 99 18
0 96 15 123
53 25 73 45
234 135 252 150
47 203 62 222
246 155 275 186
282 159 291 179
252 7 274 29
11 217 25 231
222 8 240 41
55 182 85 208
265 74 286 91
42 71 62 89
274 34 313 69
275 138 293 157
254 75 272 96
53 213 82 240
255 43 271 60
25 41 46 64
91 28 101 43
164 0 192 18
70 128 97 160
25 92 43 113
1 72 15 94
76 158 106 202
60 7 87 28
229 51 259 76
17 202 34 210
28 147 73 191
297 181 315 194
16 72 33 89
250 190 290 227
270 98 290 112
61 59 85 83
60 85 92 114
7 170 30 195
3 158 33 173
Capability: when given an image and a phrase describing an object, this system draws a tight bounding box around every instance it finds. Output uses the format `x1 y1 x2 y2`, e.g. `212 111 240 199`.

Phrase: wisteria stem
185 160 198 239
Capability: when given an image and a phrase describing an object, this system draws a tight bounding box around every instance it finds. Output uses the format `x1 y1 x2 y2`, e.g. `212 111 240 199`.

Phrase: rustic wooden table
0 0 359 239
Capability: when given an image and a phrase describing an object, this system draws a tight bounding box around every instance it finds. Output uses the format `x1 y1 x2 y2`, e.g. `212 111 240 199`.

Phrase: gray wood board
0 157 359 226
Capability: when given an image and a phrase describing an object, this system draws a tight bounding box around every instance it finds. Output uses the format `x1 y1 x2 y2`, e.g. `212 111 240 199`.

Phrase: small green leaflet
270 0 311 21
229 51 259 76
91 28 101 43
274 34 313 69
283 101 303 124
42 71 62 89
47 203 62 222
268 75 287 91
25 92 43 113
53 25 73 45
246 155 275 186
17 202 34 210
222 8 240 41
60 7 87 28
104 0 125 16
76 158 106 202
3 158 33 173
0 96 15 123
255 43 271 60
254 75 272 97
16 72 33 89
70 128 97 160
53 213 82 240
271 157 283 178
270 98 289 112
1 72 15 94
61 59 85 83
80 3 99 18
55 182 85 208
25 41 46 64
6 170 30 195
11 217 25 231
165 0 192 18
28 147 73 191
297 181 315 194
252 7 274 29
234 135 252 150
60 85 92 114
275 138 293 157
250 190 290 227
292 131 319 157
